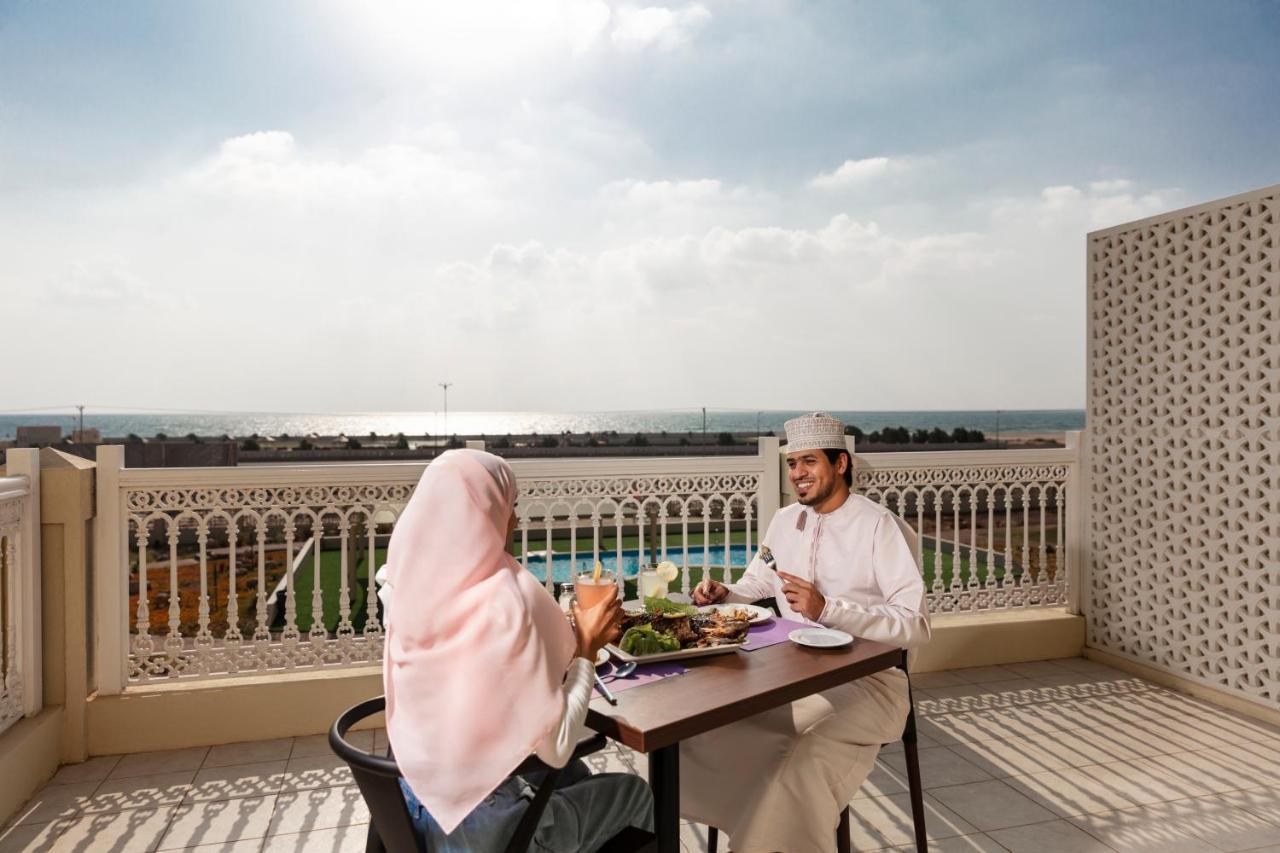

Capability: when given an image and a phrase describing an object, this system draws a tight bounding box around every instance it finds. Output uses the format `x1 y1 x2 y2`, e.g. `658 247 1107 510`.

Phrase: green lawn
275 546 383 633
278 537 1030 634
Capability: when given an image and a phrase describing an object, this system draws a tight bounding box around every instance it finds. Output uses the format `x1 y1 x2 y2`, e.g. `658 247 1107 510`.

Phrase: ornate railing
96 448 770 686
0 449 41 734
854 440 1081 614
95 439 1080 688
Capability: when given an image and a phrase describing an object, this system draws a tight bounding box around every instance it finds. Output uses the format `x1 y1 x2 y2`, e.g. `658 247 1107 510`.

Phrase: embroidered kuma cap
783 412 848 452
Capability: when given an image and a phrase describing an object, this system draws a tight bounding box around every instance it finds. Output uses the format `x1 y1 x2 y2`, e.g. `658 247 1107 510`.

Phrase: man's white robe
679 494 931 853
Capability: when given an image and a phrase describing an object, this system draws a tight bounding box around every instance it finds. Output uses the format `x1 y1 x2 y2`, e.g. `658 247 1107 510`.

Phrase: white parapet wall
1086 182 1279 711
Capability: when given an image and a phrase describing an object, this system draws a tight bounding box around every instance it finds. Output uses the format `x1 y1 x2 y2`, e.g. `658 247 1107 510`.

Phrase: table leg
648 744 680 853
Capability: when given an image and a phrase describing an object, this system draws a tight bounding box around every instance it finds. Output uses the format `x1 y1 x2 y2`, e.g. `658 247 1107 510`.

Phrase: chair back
330 696 427 853
889 512 923 573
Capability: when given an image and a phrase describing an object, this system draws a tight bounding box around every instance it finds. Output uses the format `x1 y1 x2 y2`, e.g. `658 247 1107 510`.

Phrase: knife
593 670 618 705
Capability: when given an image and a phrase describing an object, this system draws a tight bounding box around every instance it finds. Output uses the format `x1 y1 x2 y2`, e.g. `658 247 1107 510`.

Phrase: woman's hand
572 589 623 660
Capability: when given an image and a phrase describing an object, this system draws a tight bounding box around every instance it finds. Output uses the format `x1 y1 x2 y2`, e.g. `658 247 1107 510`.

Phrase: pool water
524 545 750 585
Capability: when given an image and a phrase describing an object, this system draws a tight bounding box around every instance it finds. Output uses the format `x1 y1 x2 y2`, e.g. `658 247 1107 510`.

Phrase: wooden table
585 637 908 853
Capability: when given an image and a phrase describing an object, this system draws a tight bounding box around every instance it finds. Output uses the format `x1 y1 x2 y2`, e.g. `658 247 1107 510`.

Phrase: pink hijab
383 449 576 834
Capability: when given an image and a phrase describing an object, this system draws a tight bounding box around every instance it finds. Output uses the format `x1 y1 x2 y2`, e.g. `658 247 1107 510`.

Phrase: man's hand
693 577 729 606
778 571 826 621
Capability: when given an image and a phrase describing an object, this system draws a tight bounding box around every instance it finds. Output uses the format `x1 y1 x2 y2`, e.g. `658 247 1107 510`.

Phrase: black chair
705 603 928 853
330 696 656 853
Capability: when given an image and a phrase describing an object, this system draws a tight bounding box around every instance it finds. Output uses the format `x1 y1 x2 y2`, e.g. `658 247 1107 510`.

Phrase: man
681 412 930 853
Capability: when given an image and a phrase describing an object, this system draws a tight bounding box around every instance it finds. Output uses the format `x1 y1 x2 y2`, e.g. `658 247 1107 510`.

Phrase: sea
0 409 1085 441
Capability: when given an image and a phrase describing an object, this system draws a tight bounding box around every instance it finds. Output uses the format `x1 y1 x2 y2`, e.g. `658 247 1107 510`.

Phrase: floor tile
259 822 368 852
927 779 1057 830
158 795 276 850
879 746 994 789
4 782 100 827
111 748 210 781
946 735 1076 778
87 770 197 814
1001 660 1077 679
0 820 69 853
1211 784 1280 825
853 761 910 799
290 731 371 760
203 740 294 770
879 731 940 755
185 762 286 803
891 833 1009 852
950 665 1022 684
1067 807 1217 851
1162 798 1280 851
846 792 976 848
910 671 970 689
170 841 265 852
50 756 122 786
988 818 1113 852
278 755 352 792
48 805 176 853
266 785 368 837
1002 766 1140 817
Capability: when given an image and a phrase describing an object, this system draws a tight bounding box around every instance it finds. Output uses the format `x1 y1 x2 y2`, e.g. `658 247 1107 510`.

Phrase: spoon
609 661 638 679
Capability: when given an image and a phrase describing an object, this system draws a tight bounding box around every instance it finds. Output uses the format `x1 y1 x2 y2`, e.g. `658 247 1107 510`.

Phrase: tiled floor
4 658 1280 852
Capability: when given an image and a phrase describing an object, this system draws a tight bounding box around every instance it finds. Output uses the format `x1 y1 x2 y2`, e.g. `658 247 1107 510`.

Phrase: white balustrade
96 440 1080 686
0 448 42 733
854 445 1078 613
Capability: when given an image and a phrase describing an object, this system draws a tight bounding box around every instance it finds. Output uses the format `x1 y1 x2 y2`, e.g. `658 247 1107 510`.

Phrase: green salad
642 595 697 615
619 624 681 656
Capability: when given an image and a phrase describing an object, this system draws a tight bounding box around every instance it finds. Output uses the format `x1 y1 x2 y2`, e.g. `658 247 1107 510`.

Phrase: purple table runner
599 661 687 694
741 617 811 651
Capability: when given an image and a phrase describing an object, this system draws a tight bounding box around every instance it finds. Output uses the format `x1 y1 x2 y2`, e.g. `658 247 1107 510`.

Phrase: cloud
610 3 711 51
992 181 1182 230
46 263 156 306
1089 179 1135 193
181 130 500 206
600 178 729 204
808 157 905 189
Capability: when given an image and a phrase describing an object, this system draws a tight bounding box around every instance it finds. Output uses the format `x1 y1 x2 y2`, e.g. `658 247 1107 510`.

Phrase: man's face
787 449 846 507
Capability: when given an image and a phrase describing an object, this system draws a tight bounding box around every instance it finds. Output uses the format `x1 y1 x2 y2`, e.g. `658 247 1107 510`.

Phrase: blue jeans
401 759 653 852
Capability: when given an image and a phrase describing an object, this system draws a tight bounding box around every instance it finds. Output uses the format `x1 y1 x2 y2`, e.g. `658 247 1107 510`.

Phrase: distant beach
0 408 1084 442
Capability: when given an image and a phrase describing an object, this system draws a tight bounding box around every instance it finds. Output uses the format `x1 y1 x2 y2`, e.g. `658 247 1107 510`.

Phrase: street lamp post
439 383 453 445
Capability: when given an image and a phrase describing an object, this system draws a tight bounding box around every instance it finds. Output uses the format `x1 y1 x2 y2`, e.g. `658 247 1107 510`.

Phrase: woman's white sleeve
534 657 595 768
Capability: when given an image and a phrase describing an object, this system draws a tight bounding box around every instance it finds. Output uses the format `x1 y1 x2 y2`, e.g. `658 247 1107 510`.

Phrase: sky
2 0 1278 414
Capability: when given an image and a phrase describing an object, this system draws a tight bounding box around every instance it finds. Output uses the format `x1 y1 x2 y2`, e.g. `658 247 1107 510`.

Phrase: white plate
605 641 743 665
788 628 854 649
595 648 610 668
700 603 773 625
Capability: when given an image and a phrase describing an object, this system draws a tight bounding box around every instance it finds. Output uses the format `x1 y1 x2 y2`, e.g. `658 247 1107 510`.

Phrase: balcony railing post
1064 431 1084 616
756 437 781 542
5 448 42 716
94 445 128 695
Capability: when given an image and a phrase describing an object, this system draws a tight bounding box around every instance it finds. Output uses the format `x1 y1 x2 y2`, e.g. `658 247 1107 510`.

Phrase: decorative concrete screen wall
1086 183 1278 707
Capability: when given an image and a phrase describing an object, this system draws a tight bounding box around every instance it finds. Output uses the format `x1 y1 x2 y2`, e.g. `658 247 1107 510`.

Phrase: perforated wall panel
1086 184 1278 707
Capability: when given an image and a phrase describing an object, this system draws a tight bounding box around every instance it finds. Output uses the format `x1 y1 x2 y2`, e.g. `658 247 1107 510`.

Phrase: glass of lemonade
574 571 617 611
638 568 667 599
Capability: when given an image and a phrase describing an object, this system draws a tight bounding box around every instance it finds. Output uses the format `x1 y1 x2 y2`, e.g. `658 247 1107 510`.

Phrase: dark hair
822 448 853 487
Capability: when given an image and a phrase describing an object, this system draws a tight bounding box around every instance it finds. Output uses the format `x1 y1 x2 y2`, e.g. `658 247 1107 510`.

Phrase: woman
382 449 653 851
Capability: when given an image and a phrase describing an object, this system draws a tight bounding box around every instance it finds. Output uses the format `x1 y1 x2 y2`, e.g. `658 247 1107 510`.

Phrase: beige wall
0 449 94 824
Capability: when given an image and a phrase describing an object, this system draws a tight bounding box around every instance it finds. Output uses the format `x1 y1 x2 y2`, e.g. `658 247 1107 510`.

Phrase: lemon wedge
593 560 603 582
655 560 679 583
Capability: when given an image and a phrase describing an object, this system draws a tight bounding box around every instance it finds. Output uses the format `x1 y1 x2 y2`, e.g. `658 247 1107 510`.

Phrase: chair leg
902 706 928 852
707 825 718 853
365 821 386 853
836 806 851 853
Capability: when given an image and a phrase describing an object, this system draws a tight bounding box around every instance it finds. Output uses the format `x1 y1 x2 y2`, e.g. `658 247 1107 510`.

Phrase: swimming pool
523 545 750 585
